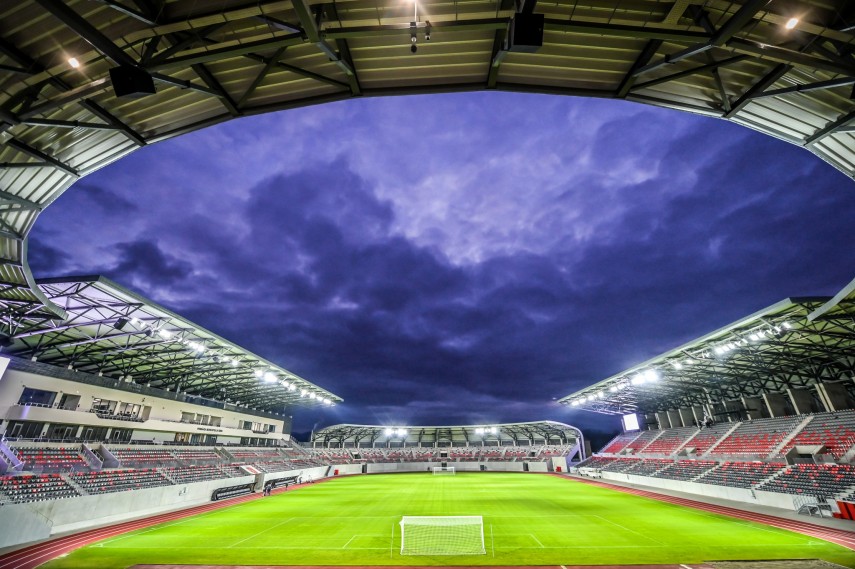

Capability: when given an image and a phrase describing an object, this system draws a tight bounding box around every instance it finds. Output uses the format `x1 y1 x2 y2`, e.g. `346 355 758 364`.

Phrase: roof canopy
558 288 855 415
0 275 343 411
1 0 854 318
312 420 582 445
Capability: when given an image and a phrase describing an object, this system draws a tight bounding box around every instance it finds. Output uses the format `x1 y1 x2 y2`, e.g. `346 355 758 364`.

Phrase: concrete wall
599 471 796 511
0 367 287 441
365 461 527 474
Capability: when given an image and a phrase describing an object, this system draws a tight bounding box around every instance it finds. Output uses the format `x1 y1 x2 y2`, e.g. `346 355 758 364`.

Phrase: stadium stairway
59 473 88 496
699 422 741 456
768 415 814 458
158 467 178 484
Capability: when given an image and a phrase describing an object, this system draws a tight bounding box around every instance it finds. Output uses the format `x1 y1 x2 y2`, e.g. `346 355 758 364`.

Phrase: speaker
507 13 544 53
109 66 156 98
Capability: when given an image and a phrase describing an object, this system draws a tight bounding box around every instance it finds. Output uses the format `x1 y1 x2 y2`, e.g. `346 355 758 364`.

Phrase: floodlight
254 369 264 378
489 427 497 434
300 389 307 396
231 358 239 367
785 17 798 30
475 427 484 435
399 429 408 437
68 57 80 68
158 329 173 339
782 321 792 329
609 385 618 392
685 358 694 365
263 372 276 383
672 361 682 370
288 384 296 391
310 393 317 399
749 333 759 341
385 428 394 436
631 374 644 385
643 369 659 382
130 317 140 325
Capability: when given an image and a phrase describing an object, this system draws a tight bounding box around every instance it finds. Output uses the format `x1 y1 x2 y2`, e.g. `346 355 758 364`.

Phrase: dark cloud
25 93 855 441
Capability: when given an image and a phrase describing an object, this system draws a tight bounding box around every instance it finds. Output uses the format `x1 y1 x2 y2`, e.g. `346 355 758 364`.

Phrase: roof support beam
292 0 358 84
5 139 79 177
92 0 159 25
237 47 286 108
728 39 855 77
805 108 855 145
78 100 147 146
723 63 791 119
752 76 855 100
487 29 508 89
34 0 140 68
617 39 662 97
147 33 304 71
191 64 240 116
20 118 119 131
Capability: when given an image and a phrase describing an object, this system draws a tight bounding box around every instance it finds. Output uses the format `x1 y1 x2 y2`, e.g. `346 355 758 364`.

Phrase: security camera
411 35 417 43
410 43 417 53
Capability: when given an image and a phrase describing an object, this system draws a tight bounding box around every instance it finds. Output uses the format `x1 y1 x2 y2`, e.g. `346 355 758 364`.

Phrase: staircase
768 415 814 458
60 473 88 496
672 428 701 455
702 422 742 456
158 467 178 484
690 462 722 482
839 444 855 464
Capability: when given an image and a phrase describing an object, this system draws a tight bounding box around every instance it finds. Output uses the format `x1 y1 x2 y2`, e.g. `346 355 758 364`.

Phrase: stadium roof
558 277 855 415
0 1 854 319
312 420 582 445
0 275 343 411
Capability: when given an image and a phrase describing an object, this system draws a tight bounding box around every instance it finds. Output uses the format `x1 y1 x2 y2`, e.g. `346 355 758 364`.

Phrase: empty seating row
640 426 698 455
709 416 802 457
0 474 79 503
757 463 855 498
71 468 172 494
696 461 786 488
165 465 231 484
11 447 88 472
655 460 718 481
778 411 855 458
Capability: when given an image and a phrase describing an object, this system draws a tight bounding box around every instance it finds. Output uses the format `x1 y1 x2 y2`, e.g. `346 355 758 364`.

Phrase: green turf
42 473 855 568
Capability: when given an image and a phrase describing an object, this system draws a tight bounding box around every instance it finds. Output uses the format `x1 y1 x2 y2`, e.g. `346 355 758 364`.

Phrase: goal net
399 515 485 555
432 466 455 475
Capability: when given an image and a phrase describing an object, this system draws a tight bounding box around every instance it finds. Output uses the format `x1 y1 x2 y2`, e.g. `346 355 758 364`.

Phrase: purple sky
27 92 855 442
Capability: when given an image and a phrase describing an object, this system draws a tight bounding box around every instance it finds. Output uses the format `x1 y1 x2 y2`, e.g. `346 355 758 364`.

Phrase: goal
432 466 455 475
399 515 486 555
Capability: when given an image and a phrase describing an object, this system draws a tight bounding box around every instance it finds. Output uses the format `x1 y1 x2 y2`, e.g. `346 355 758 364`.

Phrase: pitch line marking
681 564 693 569
530 534 545 548
589 514 665 545
342 535 357 549
227 517 294 548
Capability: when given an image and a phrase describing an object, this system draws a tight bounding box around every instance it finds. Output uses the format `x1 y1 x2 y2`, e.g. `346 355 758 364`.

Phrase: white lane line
342 535 357 549
680 564 693 569
530 534 545 548
227 517 294 548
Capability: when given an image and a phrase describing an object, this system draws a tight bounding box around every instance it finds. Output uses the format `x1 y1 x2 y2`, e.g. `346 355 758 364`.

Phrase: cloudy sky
27 92 855 442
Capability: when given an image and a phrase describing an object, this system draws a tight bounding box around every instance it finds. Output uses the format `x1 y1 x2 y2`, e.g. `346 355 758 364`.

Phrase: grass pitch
42 473 855 568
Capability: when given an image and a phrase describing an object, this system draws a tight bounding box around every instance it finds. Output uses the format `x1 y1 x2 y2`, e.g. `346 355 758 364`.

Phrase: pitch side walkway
0 479 323 569
568 475 855 551
129 565 717 569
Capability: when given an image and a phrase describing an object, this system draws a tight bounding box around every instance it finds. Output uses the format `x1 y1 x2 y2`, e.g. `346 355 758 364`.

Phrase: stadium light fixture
263 372 277 383
231 358 239 367
300 389 307 396
254 369 263 378
385 428 394 436
785 17 798 30
158 329 173 339
643 369 659 382
68 57 80 68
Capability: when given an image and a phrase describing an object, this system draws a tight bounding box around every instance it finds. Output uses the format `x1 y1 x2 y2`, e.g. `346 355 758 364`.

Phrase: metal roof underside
313 420 582 444
558 294 855 415
0 1 853 318
0 275 343 411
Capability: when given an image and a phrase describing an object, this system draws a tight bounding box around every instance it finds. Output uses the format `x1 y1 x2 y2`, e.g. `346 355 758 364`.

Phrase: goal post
432 466 455 475
399 515 486 555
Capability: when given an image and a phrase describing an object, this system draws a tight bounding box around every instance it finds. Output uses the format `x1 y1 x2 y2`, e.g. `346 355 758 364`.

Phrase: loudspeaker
507 13 544 53
110 66 156 98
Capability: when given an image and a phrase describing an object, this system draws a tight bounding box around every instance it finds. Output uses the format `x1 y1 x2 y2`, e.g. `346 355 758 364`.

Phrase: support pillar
679 408 695 428
667 409 683 428
655 411 670 429
788 387 819 415
816 382 854 412
741 396 765 420
763 392 790 417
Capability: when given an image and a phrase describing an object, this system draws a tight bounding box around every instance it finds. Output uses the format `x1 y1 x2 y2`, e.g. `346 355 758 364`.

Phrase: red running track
0 480 323 569
1 475 853 569
571 477 855 551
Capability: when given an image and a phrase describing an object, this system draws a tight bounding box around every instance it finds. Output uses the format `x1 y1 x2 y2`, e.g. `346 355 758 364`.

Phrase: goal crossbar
399 515 485 555
432 466 455 475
